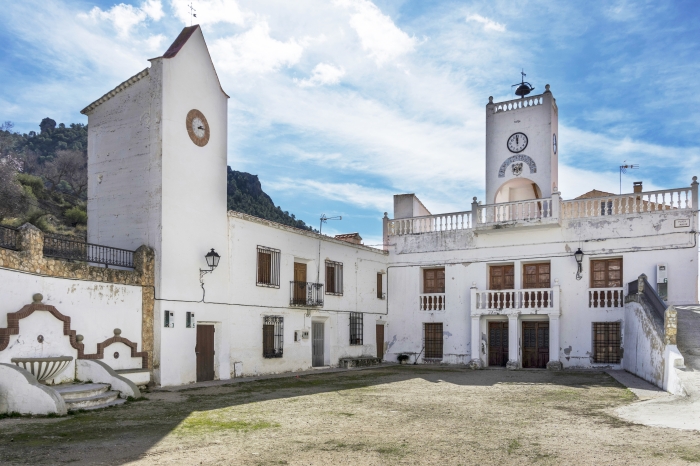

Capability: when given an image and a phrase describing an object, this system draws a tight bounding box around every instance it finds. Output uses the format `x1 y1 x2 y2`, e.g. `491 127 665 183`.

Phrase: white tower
485 82 558 204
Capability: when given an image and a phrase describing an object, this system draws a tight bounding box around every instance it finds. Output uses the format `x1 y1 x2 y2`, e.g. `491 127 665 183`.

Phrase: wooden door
196 324 215 382
293 262 307 304
488 321 508 367
522 322 549 368
376 324 384 359
312 322 324 367
489 265 514 307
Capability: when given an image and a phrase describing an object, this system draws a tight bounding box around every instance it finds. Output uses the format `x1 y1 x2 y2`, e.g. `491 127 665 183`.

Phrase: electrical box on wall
657 263 668 300
301 330 310 339
186 312 195 328
164 311 174 328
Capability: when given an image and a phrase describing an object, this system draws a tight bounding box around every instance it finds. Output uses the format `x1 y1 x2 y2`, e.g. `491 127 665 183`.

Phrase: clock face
186 109 210 147
507 132 528 153
553 133 557 154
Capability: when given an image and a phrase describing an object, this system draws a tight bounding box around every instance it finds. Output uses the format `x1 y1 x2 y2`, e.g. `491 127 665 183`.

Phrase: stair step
65 390 121 410
74 398 127 411
54 383 110 400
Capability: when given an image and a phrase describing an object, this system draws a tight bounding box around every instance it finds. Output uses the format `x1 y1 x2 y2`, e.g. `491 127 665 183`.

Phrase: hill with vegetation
0 118 312 237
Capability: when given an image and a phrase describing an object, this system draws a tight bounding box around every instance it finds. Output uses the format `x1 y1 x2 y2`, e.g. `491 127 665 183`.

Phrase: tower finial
512 70 535 98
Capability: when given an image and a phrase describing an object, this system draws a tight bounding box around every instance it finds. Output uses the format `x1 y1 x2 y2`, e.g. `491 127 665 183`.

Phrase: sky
2 0 700 246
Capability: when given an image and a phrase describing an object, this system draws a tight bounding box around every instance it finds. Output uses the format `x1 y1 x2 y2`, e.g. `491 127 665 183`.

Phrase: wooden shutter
490 265 514 290
423 268 445 293
258 251 271 284
326 265 335 293
523 263 550 289
377 273 383 298
591 259 622 288
263 324 274 357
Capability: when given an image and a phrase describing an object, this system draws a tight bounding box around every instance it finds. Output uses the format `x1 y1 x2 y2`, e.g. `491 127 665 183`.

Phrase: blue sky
2 0 700 245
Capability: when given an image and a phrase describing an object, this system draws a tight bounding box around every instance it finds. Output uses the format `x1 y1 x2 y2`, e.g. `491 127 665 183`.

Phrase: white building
1 26 698 414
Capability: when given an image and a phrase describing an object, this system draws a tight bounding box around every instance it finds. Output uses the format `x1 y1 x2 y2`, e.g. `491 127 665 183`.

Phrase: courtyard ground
1 366 700 465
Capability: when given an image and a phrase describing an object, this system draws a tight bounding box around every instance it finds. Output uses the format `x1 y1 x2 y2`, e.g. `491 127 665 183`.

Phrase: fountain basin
11 356 74 382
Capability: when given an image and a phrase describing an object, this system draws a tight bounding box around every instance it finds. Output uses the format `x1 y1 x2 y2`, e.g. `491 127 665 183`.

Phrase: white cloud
80 0 164 38
267 178 394 213
211 21 304 75
296 63 345 88
466 14 506 32
335 0 415 65
170 0 247 26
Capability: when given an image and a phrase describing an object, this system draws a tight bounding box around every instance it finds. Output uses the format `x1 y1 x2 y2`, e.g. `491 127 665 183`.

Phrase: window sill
257 283 280 289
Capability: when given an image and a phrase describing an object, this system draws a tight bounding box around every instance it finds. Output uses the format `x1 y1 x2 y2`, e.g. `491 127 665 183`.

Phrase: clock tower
484 82 558 205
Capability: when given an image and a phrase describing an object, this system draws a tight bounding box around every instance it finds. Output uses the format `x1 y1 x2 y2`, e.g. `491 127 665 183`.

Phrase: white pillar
547 314 562 370
469 315 483 369
506 313 519 369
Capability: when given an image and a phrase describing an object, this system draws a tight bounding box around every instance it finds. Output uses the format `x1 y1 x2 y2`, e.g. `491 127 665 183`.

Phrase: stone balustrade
419 293 445 311
588 288 625 308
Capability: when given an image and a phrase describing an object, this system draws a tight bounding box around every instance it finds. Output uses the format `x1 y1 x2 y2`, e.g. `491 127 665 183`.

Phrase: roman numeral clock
186 109 210 147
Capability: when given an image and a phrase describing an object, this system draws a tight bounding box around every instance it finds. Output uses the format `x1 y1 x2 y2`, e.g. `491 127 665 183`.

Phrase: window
325 260 343 295
424 323 443 359
263 316 284 358
600 200 613 216
591 259 622 288
257 246 280 288
523 263 550 289
593 322 621 363
490 265 514 290
423 268 445 293
377 272 384 299
349 312 363 345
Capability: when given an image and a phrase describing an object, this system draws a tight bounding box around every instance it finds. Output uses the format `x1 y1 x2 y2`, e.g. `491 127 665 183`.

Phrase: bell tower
484 76 558 205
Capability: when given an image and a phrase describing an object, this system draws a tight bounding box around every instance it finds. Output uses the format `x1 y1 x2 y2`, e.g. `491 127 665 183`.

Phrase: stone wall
0 224 155 368
664 306 678 345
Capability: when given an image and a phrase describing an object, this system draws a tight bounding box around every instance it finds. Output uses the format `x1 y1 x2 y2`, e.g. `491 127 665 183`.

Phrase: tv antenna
317 214 342 285
188 2 197 26
619 162 639 194
512 70 535 98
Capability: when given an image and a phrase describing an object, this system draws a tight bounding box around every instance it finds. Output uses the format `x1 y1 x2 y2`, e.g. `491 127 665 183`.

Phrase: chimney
633 181 643 193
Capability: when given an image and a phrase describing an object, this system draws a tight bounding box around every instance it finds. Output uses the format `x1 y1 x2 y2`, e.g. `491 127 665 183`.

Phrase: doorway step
54 383 125 411
338 357 382 369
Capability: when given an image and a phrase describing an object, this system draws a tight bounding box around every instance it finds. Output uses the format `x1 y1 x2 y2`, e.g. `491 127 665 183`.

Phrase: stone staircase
54 383 125 411
675 305 700 396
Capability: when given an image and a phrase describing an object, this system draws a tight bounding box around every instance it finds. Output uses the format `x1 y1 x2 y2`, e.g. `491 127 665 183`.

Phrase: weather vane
619 162 639 194
188 2 197 26
512 70 535 98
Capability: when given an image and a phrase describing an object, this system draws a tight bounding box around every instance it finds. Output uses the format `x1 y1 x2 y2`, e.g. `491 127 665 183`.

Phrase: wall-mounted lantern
574 248 584 281
199 248 220 301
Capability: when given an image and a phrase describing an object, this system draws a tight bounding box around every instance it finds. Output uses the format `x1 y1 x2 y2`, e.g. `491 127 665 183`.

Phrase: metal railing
0 225 20 250
43 234 135 268
628 274 666 323
290 281 324 307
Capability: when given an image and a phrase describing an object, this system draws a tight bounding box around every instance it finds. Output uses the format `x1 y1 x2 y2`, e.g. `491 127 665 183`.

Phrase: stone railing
386 180 697 237
492 96 544 114
588 288 624 308
419 293 445 311
472 286 559 311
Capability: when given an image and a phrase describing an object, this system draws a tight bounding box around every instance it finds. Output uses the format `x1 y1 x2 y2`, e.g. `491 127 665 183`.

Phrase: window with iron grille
592 322 621 363
423 323 443 359
263 316 284 358
325 260 343 295
349 312 363 345
257 246 280 288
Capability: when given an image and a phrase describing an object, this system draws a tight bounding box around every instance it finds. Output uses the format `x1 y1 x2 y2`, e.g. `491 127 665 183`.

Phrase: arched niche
494 178 542 204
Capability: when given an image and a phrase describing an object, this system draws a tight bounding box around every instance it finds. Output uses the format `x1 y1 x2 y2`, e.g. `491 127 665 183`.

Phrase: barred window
325 260 343 295
593 322 621 364
423 323 443 359
257 246 280 287
349 312 363 345
263 316 284 358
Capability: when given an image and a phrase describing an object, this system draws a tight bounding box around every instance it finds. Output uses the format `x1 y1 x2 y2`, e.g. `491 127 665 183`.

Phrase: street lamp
200 248 220 301
574 248 584 281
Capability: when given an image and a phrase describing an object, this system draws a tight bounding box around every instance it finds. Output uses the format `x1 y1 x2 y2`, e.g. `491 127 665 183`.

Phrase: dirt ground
1 366 700 465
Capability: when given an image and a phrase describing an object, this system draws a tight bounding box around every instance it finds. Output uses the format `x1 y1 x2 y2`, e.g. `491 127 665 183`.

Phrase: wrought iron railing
290 281 324 307
628 274 666 323
43 234 135 268
0 225 20 250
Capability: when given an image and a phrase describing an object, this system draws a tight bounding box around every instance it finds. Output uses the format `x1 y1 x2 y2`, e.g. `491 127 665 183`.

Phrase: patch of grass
507 439 521 454
176 413 279 433
126 396 149 402
679 449 700 463
0 412 21 420
336 412 354 417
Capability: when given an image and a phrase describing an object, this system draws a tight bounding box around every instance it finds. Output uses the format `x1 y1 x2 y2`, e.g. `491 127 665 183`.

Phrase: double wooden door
522 322 549 368
196 324 215 382
488 322 508 367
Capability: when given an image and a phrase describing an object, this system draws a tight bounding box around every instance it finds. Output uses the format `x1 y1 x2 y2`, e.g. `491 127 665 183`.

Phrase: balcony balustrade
588 288 624 308
419 293 445 311
290 281 324 307
386 182 698 238
473 288 556 311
